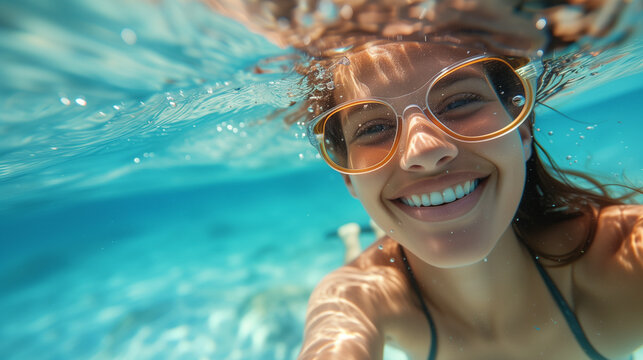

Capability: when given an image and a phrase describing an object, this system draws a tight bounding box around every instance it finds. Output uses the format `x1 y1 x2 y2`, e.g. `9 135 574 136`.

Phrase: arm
298 266 385 360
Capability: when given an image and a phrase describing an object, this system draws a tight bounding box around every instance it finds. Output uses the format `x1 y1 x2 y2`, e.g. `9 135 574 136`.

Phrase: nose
399 107 458 172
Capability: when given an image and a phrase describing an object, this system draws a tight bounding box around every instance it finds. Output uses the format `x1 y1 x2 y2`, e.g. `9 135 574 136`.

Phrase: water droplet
483 258 488 262
389 258 395 263
307 106 314 113
389 229 394 234
512 95 525 107
535 18 547 30
535 256 540 260
536 49 544 57
378 244 384 250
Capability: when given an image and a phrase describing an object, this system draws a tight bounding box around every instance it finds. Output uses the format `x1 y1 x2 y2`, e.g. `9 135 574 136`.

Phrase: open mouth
397 178 484 207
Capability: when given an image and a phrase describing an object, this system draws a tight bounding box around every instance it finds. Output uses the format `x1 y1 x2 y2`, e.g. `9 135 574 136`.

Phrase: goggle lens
427 59 527 138
322 101 398 171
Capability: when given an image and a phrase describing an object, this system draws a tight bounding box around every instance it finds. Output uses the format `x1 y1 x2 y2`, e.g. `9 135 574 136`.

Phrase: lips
399 179 479 207
392 175 489 222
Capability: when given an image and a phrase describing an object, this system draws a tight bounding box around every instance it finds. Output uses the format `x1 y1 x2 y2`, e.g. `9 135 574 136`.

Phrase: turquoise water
0 0 642 359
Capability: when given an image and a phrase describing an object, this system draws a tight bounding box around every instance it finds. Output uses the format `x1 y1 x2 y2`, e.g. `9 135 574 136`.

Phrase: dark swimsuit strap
400 246 438 360
527 251 618 360
400 244 629 360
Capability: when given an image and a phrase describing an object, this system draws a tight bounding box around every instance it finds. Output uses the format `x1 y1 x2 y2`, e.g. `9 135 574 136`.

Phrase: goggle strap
515 61 543 81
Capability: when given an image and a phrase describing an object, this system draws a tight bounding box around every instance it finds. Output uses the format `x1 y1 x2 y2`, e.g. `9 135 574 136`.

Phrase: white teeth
430 192 444 206
455 184 465 198
443 187 456 202
401 179 481 207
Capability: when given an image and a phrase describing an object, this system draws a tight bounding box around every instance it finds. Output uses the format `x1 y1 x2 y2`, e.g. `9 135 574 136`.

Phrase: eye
350 118 396 145
434 93 485 116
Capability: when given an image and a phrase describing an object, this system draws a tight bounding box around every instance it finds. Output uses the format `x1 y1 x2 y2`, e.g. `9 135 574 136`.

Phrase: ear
518 121 533 161
342 174 358 198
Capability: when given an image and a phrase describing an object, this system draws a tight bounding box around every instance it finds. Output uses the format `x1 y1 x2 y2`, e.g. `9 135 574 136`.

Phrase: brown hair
512 116 637 265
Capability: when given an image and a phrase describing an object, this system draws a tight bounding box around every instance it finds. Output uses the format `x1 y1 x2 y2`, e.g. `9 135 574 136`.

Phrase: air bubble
389 258 395 263
121 28 137 45
566 155 572 160
60 97 71 106
389 229 394 234
337 56 350 66
133 157 141 164
298 153 304 160
548 131 554 136
535 18 547 30
483 258 488 262
378 244 384 250
75 98 86 106
307 106 314 113
512 95 525 107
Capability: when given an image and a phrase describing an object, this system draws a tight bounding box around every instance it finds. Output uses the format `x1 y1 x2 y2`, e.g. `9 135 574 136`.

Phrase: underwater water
0 0 642 359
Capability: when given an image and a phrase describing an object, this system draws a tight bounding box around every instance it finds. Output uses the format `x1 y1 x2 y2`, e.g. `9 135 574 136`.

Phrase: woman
297 38 642 360
206 0 642 358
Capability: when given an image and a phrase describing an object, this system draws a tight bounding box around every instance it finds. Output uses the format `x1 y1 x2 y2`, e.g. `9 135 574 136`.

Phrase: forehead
333 42 481 99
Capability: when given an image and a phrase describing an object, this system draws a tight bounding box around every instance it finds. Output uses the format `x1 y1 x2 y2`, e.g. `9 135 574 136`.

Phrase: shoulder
572 205 643 355
299 237 414 360
579 204 643 269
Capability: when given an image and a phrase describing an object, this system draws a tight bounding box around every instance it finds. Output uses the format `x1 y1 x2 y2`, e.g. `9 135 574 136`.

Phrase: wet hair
512 114 637 265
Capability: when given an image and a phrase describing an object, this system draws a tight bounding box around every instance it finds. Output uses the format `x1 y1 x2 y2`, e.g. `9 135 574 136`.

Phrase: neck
404 226 538 331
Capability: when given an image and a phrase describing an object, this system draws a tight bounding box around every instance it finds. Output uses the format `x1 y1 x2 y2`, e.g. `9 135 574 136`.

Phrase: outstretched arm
298 266 385 360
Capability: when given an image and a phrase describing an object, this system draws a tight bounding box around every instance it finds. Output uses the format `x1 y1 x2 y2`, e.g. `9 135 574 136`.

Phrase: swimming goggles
307 55 542 174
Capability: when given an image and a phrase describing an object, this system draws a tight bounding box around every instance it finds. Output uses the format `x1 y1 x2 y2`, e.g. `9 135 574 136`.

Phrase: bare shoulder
298 237 413 360
573 204 643 355
579 204 643 269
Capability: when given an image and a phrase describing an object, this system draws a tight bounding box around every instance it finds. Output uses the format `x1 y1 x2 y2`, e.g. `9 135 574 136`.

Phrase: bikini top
399 245 633 360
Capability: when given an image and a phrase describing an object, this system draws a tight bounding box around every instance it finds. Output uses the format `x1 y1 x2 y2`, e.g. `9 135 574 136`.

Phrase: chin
402 221 502 269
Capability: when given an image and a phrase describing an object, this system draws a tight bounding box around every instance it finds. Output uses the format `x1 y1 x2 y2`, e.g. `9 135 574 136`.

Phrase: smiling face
332 42 533 268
